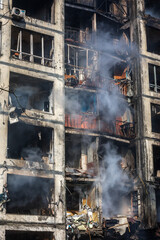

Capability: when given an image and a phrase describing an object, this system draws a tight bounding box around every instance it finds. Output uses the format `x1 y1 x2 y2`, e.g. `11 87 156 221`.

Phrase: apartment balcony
65 113 135 139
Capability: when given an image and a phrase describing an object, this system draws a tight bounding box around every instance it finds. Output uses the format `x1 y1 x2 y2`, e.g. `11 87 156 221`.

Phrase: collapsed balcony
66 181 101 235
9 72 53 113
12 0 55 23
7 174 54 215
6 231 54 240
66 134 98 177
11 26 54 67
7 122 53 163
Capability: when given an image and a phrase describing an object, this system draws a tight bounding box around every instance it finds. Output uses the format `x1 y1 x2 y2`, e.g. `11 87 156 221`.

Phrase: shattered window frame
149 64 160 93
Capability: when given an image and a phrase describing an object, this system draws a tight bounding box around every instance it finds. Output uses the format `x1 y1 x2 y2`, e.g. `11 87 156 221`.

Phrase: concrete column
130 0 158 228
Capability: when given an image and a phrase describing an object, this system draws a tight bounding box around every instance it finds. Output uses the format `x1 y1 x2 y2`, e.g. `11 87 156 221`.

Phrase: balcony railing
65 113 135 139
66 0 94 7
65 66 129 96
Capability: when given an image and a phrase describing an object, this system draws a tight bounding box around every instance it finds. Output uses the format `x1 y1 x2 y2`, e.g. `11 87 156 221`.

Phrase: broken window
151 103 160 133
8 122 53 163
156 190 160 223
149 64 160 92
65 89 97 114
65 134 97 175
11 26 54 67
153 145 160 177
12 0 55 23
65 44 98 87
7 175 54 215
9 72 54 113
6 231 54 240
146 26 160 55
66 181 100 234
66 182 98 212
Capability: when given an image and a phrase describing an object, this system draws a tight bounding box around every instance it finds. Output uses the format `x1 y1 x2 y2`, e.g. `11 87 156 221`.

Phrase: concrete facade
0 0 160 239
0 0 65 239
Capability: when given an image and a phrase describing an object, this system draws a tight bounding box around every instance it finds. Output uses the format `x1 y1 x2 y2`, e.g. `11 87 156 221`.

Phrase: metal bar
41 36 44 65
30 34 34 63
154 65 157 92
86 49 88 68
51 39 54 67
19 30 22 60
11 49 53 61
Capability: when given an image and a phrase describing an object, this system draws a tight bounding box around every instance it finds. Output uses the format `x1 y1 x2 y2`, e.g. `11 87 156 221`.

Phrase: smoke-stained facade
0 0 160 239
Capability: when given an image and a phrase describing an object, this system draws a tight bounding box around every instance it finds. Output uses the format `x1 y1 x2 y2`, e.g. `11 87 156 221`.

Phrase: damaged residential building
0 0 160 239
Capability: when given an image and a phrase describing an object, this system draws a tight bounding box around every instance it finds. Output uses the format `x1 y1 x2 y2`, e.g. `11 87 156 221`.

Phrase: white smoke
146 9 160 19
100 142 133 217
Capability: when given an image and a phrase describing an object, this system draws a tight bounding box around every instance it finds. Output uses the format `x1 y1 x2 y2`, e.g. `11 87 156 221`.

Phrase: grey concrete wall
0 0 65 239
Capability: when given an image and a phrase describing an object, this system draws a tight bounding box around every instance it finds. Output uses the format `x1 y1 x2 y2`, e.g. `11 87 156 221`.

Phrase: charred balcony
7 122 53 163
11 26 54 67
65 41 132 94
12 0 55 23
9 72 54 114
6 174 54 216
65 89 134 139
66 0 95 8
65 0 129 22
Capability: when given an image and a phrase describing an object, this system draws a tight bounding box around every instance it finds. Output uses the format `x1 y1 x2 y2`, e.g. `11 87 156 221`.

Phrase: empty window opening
156 190 160 223
11 26 54 67
147 26 160 55
65 134 97 175
65 7 93 44
8 122 53 163
66 182 97 212
6 175 54 215
149 64 160 92
151 103 160 133
6 231 54 240
12 0 55 23
145 0 160 18
153 145 160 177
9 72 54 113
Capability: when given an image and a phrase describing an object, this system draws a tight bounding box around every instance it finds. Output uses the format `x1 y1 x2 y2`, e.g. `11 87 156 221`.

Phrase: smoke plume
100 142 133 217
